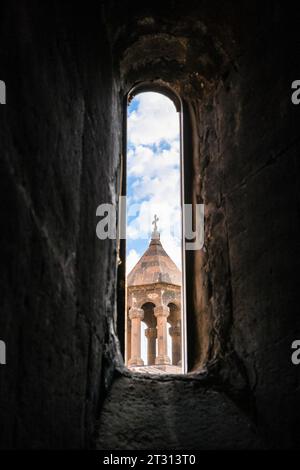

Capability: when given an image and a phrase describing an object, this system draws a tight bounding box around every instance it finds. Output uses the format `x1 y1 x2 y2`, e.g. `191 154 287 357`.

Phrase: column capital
154 305 170 318
145 327 157 339
129 307 144 320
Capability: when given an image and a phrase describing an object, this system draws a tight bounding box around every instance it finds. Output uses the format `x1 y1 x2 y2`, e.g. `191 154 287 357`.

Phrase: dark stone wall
194 4 300 448
0 1 121 448
0 0 299 449
104 0 300 449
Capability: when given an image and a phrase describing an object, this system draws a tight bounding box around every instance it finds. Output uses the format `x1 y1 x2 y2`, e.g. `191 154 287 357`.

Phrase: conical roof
127 229 181 287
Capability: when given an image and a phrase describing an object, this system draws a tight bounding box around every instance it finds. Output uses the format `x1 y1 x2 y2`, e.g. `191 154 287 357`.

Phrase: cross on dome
151 214 160 240
152 214 159 231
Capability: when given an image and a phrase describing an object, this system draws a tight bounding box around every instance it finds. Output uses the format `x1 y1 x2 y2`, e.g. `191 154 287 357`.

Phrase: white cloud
127 200 181 240
128 144 179 180
160 233 182 270
126 249 141 274
127 92 182 271
128 92 179 146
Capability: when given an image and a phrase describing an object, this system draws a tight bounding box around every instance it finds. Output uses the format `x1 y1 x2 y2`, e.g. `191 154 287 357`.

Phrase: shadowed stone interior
0 0 299 449
96 371 261 450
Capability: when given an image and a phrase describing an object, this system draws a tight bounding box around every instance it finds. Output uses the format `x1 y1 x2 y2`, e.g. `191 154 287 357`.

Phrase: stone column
128 307 144 366
169 323 181 365
145 327 157 365
154 305 171 365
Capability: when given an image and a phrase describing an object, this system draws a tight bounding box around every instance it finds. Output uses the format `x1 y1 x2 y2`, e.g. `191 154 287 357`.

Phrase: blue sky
126 92 182 274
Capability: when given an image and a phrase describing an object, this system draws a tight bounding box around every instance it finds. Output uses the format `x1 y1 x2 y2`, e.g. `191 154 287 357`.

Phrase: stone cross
152 214 159 232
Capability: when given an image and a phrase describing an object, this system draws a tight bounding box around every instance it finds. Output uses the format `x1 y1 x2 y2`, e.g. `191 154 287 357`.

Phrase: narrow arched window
122 88 186 374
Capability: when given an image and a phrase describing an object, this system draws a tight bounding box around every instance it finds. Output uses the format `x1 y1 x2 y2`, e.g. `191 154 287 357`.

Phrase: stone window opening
117 82 188 375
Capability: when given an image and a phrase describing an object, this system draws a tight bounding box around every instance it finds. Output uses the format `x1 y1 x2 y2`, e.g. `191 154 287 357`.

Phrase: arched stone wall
0 0 299 450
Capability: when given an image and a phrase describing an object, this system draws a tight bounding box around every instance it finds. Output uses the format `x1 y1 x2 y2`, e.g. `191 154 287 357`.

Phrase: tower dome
127 215 181 287
126 216 182 372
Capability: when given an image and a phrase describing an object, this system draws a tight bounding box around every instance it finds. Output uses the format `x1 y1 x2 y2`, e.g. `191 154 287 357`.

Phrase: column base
155 355 171 366
128 357 144 367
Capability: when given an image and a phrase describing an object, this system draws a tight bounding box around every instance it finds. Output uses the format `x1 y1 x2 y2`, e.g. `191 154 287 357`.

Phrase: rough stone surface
96 371 260 450
0 0 299 450
108 0 300 448
0 1 121 449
